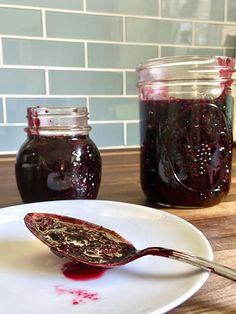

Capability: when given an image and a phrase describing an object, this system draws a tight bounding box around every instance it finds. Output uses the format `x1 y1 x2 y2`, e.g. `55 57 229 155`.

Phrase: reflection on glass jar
137 56 235 207
15 107 101 203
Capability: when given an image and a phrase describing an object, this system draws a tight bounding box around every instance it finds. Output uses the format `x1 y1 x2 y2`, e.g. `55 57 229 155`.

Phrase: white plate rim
0 199 213 314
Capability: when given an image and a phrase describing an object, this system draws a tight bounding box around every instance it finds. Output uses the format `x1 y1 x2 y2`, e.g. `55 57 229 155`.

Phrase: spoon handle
169 249 236 281
139 247 236 281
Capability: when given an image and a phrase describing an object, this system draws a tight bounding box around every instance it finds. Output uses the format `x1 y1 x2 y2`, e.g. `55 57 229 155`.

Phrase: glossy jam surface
24 212 135 266
140 92 233 207
15 135 101 203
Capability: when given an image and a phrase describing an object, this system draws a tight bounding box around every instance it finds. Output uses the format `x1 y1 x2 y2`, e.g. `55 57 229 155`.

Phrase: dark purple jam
140 91 233 207
15 135 101 203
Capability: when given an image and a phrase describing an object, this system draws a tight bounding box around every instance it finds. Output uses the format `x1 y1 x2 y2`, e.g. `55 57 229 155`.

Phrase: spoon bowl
24 212 236 281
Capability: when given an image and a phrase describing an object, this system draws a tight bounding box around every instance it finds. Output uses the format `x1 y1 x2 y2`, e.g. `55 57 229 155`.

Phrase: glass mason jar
15 106 101 203
137 56 235 207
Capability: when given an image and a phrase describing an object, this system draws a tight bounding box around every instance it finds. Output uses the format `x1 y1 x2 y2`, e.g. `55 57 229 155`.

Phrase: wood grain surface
0 148 235 313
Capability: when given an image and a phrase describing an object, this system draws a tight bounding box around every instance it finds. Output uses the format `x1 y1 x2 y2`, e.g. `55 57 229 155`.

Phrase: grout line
84 42 88 68
0 3 234 25
159 0 162 17
0 94 138 98
90 120 139 124
0 119 139 127
123 16 126 42
2 120 140 126
123 71 127 95
44 69 50 95
3 53 236 70
43 10 236 25
0 144 140 155
192 22 195 46
0 35 231 50
85 95 133 100
0 35 164 46
0 123 26 126
0 37 3 65
86 96 90 112
0 65 137 71
0 4 85 13
83 0 87 12
41 9 47 37
0 151 18 155
224 0 228 22
43 8 235 24
123 122 127 145
2 97 7 124
0 34 235 50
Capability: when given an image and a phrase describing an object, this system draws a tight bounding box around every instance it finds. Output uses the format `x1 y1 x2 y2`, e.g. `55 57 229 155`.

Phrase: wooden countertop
0 148 236 313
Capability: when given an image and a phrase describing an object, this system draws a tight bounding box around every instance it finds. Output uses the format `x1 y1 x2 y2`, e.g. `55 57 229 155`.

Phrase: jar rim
27 106 88 116
26 106 91 136
137 55 235 86
137 55 235 71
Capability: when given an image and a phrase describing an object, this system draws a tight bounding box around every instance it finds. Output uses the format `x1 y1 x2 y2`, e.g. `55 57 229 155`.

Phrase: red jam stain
26 107 40 135
55 285 99 306
62 261 107 281
54 262 106 306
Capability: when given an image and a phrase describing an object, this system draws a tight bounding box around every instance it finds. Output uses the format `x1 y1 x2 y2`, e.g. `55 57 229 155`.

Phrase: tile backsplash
0 0 235 153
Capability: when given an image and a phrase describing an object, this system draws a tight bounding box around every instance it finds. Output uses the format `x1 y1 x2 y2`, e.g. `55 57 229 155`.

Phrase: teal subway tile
0 0 83 10
0 7 42 36
127 122 140 146
227 0 236 22
49 70 123 95
89 97 138 121
0 99 3 123
126 17 192 44
87 0 158 16
195 23 236 47
88 43 157 69
161 46 223 57
90 123 124 147
161 0 224 21
0 126 26 151
0 69 45 94
6 98 87 123
225 49 236 58
46 12 122 41
3 39 84 67
126 72 138 95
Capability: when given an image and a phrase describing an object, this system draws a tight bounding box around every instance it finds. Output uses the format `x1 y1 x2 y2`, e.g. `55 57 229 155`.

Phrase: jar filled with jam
15 107 101 203
137 56 235 207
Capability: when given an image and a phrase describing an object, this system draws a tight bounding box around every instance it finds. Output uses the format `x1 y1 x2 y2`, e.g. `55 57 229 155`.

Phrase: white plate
0 200 212 314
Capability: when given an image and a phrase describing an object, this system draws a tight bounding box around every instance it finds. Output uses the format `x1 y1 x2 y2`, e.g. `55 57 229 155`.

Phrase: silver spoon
24 212 236 281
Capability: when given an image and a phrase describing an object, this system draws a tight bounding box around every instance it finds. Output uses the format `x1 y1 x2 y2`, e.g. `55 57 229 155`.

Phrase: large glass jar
137 56 235 207
15 107 101 203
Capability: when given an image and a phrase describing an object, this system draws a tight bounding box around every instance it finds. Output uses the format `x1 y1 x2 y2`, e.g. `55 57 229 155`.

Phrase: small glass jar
137 56 235 207
15 106 101 203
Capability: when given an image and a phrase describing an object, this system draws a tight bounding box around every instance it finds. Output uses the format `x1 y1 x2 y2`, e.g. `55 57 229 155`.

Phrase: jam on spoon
24 212 236 281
